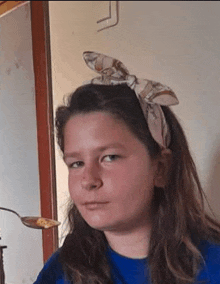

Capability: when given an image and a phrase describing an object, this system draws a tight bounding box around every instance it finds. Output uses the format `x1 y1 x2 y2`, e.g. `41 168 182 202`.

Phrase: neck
104 224 151 259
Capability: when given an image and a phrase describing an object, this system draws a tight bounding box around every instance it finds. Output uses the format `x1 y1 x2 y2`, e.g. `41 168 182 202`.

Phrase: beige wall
49 1 220 245
0 2 43 282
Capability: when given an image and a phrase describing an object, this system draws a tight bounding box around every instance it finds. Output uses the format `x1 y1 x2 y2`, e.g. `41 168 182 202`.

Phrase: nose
81 163 103 190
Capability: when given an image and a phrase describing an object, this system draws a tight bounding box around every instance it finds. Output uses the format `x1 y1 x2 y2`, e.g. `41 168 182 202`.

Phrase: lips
83 201 109 210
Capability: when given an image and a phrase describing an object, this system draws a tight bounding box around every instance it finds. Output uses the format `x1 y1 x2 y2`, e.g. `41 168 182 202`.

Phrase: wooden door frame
0 1 26 16
31 1 58 262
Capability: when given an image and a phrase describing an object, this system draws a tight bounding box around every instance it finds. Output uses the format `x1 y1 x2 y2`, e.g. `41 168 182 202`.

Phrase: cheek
68 173 81 201
113 160 154 188
108 166 154 202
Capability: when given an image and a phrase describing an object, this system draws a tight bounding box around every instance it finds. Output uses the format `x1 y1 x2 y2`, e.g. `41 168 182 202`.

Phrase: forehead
63 111 146 152
64 111 130 139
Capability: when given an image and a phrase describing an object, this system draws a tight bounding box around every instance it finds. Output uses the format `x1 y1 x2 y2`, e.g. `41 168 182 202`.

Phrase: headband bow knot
83 51 179 149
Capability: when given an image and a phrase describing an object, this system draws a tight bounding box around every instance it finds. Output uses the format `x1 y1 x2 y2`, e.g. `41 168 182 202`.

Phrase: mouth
83 201 109 210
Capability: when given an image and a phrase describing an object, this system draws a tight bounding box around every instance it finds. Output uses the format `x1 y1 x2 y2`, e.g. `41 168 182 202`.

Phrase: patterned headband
83 51 179 149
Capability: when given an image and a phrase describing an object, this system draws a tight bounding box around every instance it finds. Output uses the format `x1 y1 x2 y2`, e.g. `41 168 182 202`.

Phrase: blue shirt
34 240 220 283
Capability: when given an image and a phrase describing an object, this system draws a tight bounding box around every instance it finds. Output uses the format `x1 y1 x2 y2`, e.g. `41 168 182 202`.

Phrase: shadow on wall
205 138 220 221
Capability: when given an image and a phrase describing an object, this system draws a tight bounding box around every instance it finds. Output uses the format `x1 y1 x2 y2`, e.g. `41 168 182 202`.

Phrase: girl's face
63 112 160 234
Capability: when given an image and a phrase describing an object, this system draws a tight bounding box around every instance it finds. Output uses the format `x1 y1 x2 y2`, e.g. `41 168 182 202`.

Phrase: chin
85 218 125 233
79 210 127 232
82 216 113 231
80 211 111 229
85 220 112 231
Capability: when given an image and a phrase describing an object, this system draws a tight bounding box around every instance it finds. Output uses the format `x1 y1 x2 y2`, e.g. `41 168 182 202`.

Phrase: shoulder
197 239 220 283
33 249 67 283
199 239 220 266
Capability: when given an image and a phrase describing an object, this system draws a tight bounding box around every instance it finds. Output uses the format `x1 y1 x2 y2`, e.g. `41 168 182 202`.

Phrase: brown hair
55 84 220 284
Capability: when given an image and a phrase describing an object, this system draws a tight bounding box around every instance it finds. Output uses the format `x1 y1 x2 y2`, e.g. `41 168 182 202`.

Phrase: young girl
34 52 220 284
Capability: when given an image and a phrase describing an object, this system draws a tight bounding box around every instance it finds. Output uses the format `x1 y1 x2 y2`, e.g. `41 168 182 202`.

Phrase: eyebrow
63 143 126 160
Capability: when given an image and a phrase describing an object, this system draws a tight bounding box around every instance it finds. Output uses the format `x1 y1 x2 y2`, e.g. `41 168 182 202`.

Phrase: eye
102 155 120 162
68 161 84 169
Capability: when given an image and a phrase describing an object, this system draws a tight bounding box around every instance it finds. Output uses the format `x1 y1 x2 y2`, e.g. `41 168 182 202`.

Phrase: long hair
55 84 220 284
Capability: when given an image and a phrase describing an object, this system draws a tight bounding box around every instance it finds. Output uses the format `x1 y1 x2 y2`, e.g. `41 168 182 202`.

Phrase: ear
154 148 172 188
